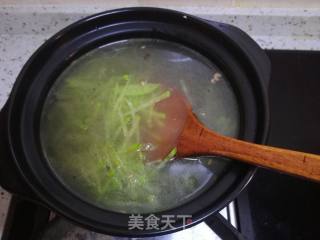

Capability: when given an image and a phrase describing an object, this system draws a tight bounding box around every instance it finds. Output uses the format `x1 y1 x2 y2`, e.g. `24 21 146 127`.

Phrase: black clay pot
0 7 270 237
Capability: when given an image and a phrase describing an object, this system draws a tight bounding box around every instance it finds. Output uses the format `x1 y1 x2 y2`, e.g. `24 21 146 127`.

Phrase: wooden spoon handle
177 117 320 182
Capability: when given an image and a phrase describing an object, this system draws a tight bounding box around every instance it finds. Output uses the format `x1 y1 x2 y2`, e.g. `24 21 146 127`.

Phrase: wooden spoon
177 109 320 182
150 89 320 182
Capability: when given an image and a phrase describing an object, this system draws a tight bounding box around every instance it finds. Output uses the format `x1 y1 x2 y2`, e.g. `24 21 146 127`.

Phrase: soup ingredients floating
41 72 206 213
41 39 238 214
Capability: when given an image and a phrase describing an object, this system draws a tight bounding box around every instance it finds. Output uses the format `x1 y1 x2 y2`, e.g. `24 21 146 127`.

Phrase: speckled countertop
1 4 320 108
1 2 320 238
0 189 9 239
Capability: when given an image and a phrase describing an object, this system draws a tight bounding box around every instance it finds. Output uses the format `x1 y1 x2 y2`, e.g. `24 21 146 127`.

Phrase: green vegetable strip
43 71 178 212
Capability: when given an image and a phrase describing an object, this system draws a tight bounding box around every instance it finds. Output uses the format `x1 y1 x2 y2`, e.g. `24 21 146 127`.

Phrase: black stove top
237 50 320 240
2 50 320 240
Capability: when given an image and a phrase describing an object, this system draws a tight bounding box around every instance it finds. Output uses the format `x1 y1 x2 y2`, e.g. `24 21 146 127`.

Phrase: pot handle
205 213 247 240
0 102 41 203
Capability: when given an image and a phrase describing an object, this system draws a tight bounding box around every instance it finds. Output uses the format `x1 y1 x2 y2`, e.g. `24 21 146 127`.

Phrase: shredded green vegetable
41 71 182 212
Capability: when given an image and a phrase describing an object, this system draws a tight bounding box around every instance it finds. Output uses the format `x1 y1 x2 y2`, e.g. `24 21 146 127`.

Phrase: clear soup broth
41 39 240 213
